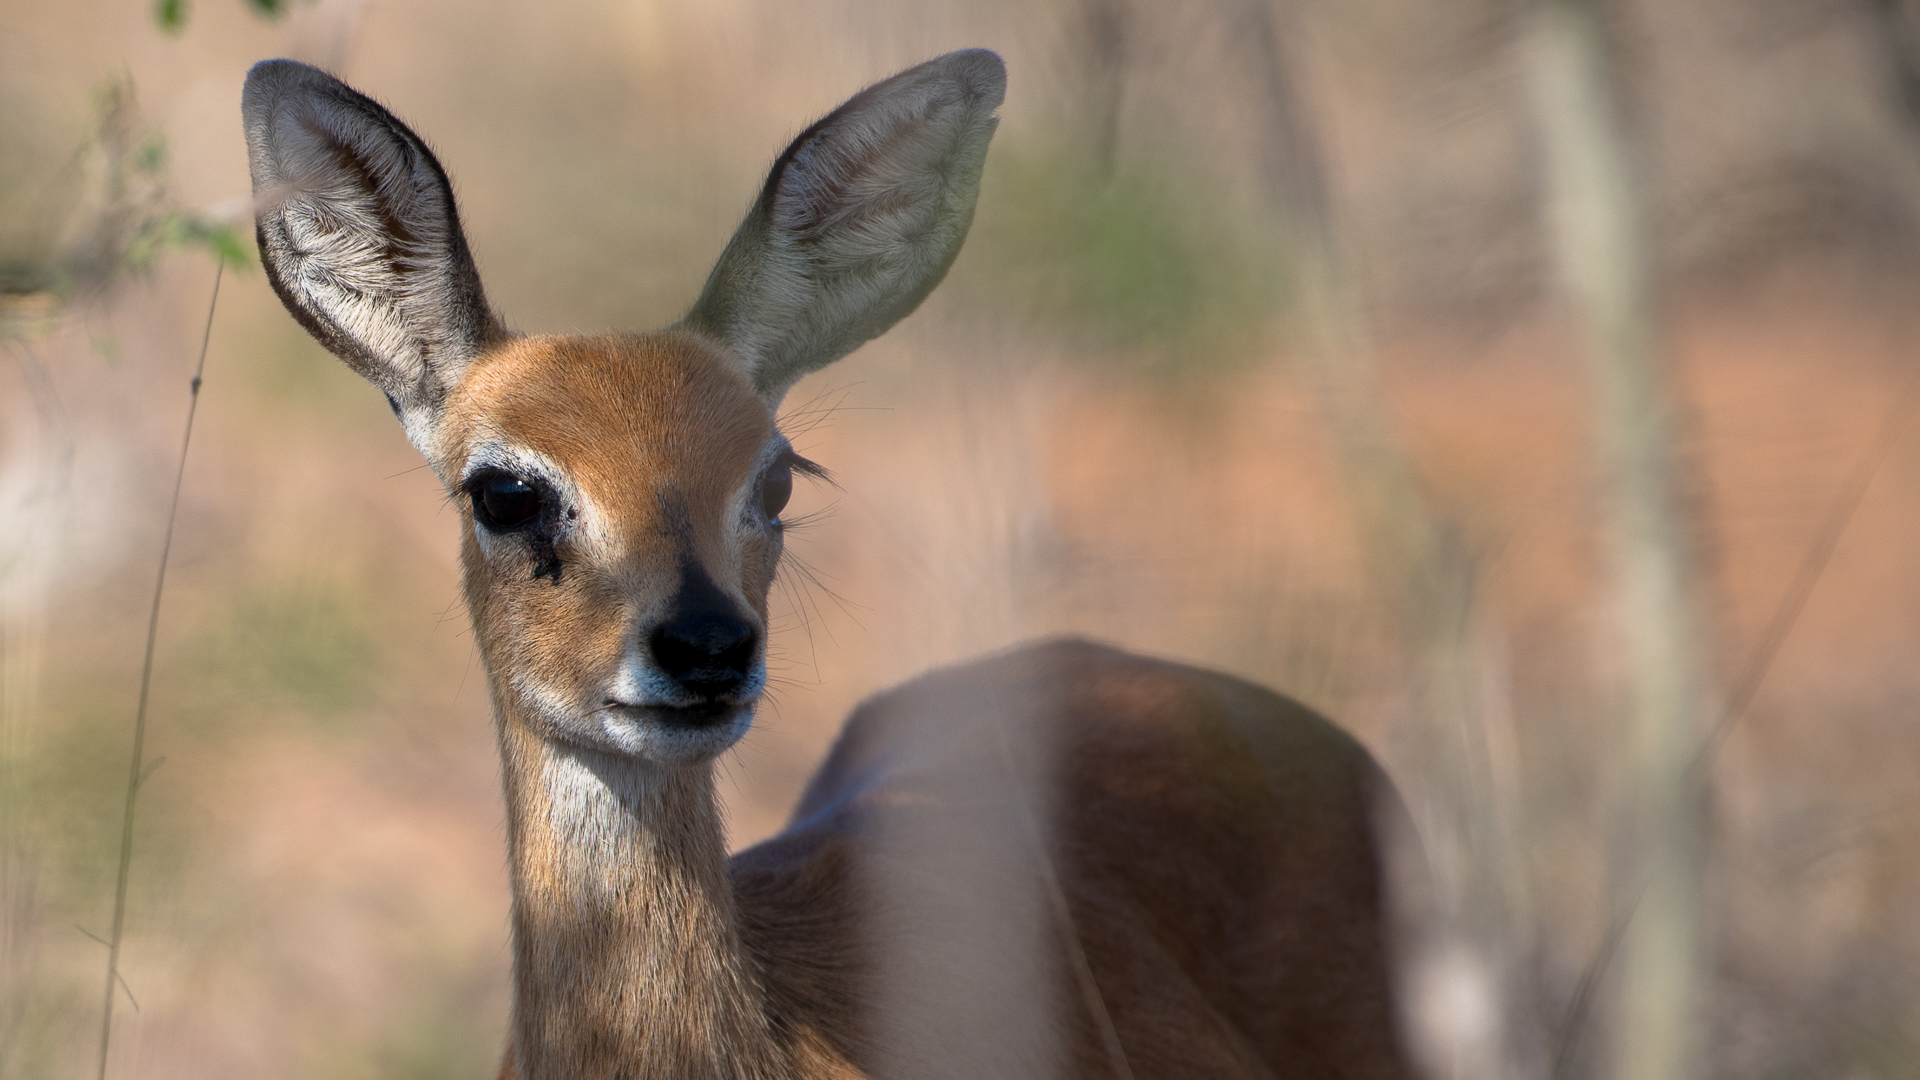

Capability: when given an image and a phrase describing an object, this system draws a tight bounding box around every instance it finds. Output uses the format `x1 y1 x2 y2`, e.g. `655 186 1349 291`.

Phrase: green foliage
191 581 383 730
0 72 250 326
124 212 252 274
154 0 288 34
0 687 192 917
358 1001 502 1080
963 138 1290 377
0 976 92 1080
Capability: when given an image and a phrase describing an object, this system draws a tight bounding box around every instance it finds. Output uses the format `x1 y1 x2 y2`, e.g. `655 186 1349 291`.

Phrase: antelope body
242 50 1415 1080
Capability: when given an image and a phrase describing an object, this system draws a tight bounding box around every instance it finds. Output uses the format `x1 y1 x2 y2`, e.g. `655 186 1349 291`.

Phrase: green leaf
120 214 254 276
155 0 187 32
964 140 1289 376
136 133 169 175
194 221 253 272
246 0 286 18
91 332 123 364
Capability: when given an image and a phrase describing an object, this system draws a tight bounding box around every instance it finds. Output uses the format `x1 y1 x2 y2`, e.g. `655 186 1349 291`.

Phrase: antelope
241 50 1416 1080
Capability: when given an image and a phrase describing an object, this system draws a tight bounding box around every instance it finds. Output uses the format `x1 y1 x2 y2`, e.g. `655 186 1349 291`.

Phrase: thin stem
1688 364 1920 781
1532 3 1706 1079
1552 356 1917 1080
95 261 222 1080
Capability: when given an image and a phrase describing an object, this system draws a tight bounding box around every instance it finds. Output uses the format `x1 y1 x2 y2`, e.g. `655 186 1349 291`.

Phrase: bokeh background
5 1 1920 1078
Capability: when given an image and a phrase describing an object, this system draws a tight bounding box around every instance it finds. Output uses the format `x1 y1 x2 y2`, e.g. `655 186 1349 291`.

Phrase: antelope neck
496 701 783 1079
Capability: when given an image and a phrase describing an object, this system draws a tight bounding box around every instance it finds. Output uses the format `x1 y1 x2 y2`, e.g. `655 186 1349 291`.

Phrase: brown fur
451 333 780 742
440 331 1414 1080
243 51 1417 1080
737 640 1413 1080
451 334 787 1079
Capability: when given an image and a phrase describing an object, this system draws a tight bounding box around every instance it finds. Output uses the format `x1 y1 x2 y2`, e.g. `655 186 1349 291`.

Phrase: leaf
137 134 169 175
120 214 254 276
246 0 286 18
155 0 187 32
194 221 253 272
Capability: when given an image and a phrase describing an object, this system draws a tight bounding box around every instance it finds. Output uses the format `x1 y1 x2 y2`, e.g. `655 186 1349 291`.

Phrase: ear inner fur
242 59 503 437
683 49 1005 404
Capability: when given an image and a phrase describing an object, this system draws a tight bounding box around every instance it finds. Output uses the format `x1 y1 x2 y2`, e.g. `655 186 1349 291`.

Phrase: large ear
242 60 502 440
682 49 1005 403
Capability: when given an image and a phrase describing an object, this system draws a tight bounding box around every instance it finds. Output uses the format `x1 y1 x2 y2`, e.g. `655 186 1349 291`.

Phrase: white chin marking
512 672 755 764
598 705 754 765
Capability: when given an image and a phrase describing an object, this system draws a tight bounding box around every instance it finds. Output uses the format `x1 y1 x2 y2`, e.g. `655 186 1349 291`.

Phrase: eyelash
781 450 828 481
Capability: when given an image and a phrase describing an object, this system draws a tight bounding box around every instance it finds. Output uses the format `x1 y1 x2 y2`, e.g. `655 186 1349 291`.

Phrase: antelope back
242 52 1004 763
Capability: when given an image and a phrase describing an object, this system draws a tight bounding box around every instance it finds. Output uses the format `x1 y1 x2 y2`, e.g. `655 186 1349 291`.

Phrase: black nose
650 608 757 701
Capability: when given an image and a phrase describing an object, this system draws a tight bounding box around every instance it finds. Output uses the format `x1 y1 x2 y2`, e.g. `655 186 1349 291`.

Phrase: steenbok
242 48 1414 1080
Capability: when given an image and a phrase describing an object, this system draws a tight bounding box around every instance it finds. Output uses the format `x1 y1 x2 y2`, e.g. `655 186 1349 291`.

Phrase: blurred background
4 0 1920 1078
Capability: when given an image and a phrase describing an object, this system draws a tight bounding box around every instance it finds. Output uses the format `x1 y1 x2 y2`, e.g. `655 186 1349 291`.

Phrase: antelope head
242 51 1005 768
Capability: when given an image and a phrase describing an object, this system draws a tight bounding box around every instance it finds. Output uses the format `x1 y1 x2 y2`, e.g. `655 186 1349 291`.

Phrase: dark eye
760 459 793 522
474 475 544 530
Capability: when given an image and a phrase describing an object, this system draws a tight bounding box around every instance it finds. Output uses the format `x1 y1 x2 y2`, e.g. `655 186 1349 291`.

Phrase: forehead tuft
445 332 772 491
